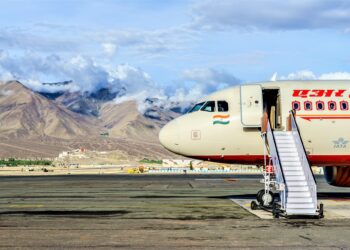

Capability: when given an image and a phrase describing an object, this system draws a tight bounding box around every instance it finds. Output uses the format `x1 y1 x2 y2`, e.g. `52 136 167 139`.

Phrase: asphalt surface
0 174 349 249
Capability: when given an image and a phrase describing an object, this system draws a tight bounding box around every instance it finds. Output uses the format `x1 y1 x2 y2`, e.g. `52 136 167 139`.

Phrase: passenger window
189 102 205 113
316 101 324 110
217 101 229 112
201 101 215 112
292 101 300 111
328 101 336 111
304 101 312 111
340 101 349 110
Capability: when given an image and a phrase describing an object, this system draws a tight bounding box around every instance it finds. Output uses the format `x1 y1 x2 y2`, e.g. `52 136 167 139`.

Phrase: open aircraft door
240 84 263 127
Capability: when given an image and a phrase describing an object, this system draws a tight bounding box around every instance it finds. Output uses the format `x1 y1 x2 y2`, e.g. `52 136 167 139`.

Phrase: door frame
240 84 263 127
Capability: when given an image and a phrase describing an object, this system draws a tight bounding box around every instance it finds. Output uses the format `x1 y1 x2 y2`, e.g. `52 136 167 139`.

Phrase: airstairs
253 111 323 218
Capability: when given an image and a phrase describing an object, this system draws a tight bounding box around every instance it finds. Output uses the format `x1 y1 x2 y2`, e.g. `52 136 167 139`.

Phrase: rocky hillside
0 81 180 159
0 81 98 140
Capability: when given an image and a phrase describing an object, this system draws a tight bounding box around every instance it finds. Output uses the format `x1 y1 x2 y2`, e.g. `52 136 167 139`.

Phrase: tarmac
0 174 350 249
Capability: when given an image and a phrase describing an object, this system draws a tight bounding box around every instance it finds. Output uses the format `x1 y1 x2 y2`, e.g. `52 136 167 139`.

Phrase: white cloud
0 51 113 93
0 89 13 96
319 72 350 80
192 0 350 31
280 70 317 80
280 70 350 80
182 67 240 92
97 26 196 57
0 26 81 52
102 43 118 57
0 51 240 115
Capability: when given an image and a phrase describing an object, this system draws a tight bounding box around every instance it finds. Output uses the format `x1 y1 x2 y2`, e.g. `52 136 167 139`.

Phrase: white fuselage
159 81 350 166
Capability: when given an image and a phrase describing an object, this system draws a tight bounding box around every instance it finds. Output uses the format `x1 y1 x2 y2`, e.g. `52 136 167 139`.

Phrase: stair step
285 175 306 181
287 203 315 209
278 148 298 153
286 208 317 215
288 186 309 192
280 157 300 161
288 192 311 198
282 162 300 166
275 137 295 144
284 171 304 176
283 166 303 171
276 140 295 144
277 144 297 148
279 152 299 157
288 197 313 203
274 131 292 136
287 182 308 188
275 135 293 138
282 163 301 167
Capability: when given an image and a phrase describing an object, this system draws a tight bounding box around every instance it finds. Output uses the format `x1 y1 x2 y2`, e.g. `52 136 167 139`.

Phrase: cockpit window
218 101 229 112
189 102 205 113
201 101 216 112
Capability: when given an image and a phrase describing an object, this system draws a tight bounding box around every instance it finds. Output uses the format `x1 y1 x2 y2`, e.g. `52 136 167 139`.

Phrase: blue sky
1 0 350 104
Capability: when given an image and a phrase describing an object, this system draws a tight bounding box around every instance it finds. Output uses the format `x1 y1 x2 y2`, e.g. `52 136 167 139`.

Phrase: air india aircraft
159 81 350 188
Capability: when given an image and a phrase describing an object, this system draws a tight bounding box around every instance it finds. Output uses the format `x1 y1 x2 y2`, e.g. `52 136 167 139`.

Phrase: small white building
162 159 202 168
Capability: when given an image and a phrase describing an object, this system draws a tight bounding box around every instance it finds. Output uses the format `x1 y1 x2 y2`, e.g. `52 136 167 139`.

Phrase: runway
0 174 350 249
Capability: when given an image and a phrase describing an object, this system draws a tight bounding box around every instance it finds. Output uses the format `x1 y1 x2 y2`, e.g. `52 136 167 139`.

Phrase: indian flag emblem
213 115 230 125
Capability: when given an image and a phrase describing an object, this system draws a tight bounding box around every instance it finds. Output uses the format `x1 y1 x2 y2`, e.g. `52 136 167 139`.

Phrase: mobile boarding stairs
251 110 324 218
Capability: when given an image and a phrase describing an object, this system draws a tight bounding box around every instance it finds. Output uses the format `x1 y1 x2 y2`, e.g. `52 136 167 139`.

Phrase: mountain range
0 80 182 159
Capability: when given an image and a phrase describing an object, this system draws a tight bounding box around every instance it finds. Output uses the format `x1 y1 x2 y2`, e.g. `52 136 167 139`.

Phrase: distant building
162 159 202 168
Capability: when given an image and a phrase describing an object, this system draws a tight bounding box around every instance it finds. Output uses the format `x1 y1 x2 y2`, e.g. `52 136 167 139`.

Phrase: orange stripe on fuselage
213 115 230 119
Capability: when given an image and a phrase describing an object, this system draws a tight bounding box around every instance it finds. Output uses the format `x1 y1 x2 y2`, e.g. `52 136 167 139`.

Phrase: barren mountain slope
0 81 99 140
99 101 179 141
0 81 180 159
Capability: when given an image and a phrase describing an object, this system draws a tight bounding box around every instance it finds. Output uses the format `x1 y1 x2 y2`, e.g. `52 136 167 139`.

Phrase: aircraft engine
324 166 350 187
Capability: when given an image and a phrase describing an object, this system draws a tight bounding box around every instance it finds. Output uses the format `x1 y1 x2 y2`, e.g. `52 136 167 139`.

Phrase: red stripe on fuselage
296 114 350 121
191 155 350 166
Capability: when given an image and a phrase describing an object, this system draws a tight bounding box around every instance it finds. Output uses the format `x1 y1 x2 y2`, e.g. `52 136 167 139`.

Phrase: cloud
102 43 118 57
0 51 112 93
0 89 13 97
192 0 350 31
280 70 350 80
96 25 197 57
182 67 241 92
0 21 197 60
280 70 317 80
0 26 81 52
319 72 350 80
0 50 242 115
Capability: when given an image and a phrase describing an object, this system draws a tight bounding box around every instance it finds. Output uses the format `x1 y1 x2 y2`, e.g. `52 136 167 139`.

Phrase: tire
272 204 280 218
251 201 258 210
256 189 265 205
319 203 324 219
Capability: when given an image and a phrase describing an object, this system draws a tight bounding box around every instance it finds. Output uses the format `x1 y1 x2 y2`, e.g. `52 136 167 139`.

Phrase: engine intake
324 166 350 187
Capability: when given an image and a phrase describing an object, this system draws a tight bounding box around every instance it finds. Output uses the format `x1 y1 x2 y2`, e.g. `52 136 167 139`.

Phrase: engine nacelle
324 166 350 187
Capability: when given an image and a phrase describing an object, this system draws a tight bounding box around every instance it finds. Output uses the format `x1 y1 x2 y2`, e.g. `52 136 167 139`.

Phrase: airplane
159 81 350 189
159 80 350 217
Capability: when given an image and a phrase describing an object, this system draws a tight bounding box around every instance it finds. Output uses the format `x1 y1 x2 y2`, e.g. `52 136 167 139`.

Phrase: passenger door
240 85 263 127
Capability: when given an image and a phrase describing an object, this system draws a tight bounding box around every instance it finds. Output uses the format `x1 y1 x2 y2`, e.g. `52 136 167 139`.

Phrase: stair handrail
289 110 317 183
289 110 317 211
264 119 287 209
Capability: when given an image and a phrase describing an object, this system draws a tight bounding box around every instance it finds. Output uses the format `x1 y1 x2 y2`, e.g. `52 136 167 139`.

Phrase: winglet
270 72 278 82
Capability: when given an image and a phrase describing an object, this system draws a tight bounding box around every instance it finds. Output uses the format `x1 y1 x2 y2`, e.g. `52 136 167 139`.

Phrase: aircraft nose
159 120 180 154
